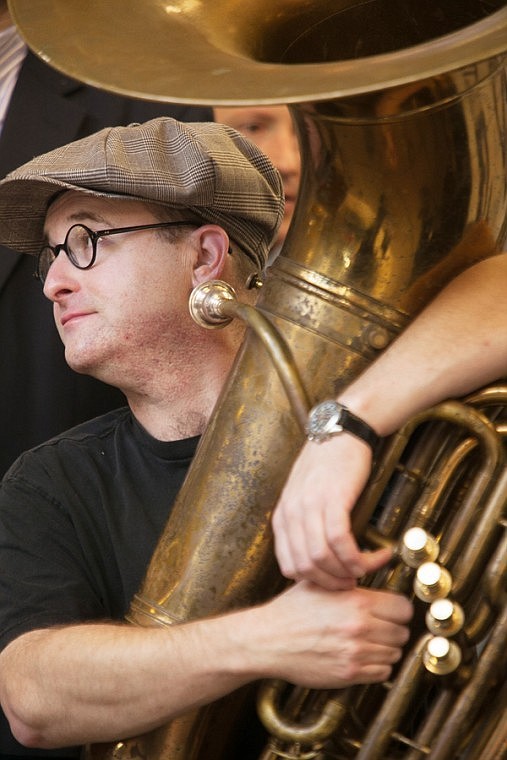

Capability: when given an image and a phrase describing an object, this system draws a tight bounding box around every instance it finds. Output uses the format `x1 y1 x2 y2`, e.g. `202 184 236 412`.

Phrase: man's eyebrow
67 211 111 227
43 211 112 244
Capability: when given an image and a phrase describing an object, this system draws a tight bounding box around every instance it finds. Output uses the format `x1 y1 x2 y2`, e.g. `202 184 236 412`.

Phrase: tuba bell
7 0 507 757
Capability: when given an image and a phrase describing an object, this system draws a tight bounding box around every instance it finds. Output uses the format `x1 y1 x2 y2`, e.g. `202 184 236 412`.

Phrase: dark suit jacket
0 51 212 758
0 51 212 479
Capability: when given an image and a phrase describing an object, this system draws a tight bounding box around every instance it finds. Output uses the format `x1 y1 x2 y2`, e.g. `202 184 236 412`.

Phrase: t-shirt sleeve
0 457 107 651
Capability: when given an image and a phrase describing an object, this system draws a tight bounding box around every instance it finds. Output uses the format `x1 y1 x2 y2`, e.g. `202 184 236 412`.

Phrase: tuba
8 0 507 757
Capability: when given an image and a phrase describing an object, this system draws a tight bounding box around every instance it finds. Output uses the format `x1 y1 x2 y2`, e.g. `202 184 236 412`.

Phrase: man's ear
191 225 230 287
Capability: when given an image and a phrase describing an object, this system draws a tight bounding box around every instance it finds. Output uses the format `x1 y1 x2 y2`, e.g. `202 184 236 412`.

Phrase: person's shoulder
52 405 131 443
21 51 213 128
3 406 131 481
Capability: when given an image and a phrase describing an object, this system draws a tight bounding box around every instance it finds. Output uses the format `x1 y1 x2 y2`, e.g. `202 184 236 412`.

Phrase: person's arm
0 581 412 748
273 252 507 590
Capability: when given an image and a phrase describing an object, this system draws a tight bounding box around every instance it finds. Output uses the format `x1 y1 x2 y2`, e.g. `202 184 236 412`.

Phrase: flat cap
0 116 284 270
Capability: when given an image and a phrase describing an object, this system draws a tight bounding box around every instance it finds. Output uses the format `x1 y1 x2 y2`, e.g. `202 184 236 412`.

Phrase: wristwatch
306 399 380 451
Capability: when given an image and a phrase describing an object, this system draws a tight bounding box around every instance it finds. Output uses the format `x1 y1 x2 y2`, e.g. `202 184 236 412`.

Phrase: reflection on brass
400 527 439 568
258 395 507 760
423 636 462 676
8 0 507 757
188 280 237 329
6 0 507 106
426 598 465 637
414 562 452 602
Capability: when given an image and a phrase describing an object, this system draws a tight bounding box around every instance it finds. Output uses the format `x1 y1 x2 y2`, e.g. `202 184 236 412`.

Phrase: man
272 252 507 590
0 117 412 756
214 105 300 261
0 0 212 476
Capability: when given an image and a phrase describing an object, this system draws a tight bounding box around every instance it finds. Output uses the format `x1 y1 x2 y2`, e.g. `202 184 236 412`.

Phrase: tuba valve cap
400 527 439 568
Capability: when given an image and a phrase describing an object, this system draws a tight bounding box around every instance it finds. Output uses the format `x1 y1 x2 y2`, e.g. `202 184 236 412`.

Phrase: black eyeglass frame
36 220 199 283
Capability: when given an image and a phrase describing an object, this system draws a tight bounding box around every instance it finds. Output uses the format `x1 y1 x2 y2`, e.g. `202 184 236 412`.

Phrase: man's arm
0 582 412 748
273 252 507 589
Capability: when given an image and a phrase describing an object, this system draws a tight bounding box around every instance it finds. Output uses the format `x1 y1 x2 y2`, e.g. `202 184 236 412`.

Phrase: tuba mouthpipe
189 279 311 430
218 301 311 432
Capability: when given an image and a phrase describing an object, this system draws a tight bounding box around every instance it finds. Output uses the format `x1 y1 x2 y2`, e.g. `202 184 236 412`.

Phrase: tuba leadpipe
7 1 507 758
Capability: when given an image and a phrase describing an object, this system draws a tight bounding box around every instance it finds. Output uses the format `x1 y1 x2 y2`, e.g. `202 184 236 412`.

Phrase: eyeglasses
36 221 198 284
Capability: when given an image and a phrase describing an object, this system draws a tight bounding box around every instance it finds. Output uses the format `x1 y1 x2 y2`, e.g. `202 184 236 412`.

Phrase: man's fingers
370 589 414 626
359 547 393 576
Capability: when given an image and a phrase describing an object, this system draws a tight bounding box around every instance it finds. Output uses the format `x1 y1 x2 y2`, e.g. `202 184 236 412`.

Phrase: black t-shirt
0 407 198 756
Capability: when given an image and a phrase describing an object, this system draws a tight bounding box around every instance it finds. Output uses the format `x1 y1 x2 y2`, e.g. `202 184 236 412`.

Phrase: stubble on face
44 193 197 392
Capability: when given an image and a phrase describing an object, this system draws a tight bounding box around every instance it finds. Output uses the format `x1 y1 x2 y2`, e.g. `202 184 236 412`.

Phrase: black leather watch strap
306 399 380 451
338 406 380 450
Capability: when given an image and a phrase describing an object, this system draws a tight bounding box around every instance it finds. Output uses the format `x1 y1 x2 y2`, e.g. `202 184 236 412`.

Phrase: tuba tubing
259 387 507 760
258 395 507 759
7 1 507 757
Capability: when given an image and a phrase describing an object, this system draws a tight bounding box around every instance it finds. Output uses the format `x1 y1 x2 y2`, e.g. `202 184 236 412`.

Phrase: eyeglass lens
36 220 200 284
37 224 95 282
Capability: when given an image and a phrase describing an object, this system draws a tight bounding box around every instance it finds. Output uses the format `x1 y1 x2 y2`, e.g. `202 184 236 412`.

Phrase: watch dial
310 400 342 434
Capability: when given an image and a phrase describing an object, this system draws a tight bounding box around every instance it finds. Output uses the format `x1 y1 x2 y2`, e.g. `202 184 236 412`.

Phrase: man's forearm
272 252 507 589
0 582 412 749
339 253 507 436
0 619 251 748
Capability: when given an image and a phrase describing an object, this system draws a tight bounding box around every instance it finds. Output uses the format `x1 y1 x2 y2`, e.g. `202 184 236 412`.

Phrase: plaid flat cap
0 117 284 270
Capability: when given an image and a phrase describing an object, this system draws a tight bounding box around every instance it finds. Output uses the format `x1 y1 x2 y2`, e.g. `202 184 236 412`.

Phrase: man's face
43 191 197 389
214 106 301 249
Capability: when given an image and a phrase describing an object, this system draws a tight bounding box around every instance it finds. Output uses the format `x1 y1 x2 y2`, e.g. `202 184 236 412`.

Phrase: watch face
307 399 378 449
308 400 343 438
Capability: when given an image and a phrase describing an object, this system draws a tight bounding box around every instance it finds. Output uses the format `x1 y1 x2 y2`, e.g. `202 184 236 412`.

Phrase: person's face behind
0 1 11 29
214 106 301 250
42 191 198 389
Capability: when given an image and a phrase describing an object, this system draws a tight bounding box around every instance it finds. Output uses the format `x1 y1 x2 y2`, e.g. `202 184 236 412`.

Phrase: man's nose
43 252 79 300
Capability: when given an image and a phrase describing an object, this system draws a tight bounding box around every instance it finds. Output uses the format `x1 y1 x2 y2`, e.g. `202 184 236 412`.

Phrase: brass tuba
8 0 507 757
257 386 507 759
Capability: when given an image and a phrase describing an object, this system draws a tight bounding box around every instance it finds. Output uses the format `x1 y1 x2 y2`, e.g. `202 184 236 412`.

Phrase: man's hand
260 581 413 688
272 434 391 590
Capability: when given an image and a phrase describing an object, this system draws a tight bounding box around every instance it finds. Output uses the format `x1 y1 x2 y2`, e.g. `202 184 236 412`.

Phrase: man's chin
65 353 98 377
